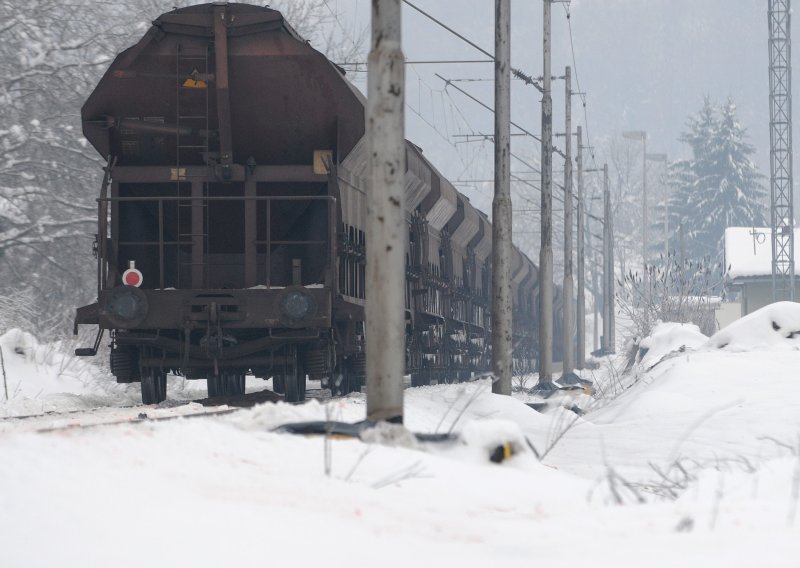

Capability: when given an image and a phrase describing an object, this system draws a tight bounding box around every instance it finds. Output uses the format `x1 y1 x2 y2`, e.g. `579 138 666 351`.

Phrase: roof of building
724 226 800 280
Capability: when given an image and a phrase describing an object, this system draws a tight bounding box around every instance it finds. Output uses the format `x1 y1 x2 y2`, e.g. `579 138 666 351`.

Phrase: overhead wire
405 62 489 181
561 1 600 171
435 74 567 159
401 0 543 92
387 1 605 254
319 0 367 60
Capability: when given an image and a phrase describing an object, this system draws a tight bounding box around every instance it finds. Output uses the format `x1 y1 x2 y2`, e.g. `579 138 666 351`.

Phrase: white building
723 226 800 317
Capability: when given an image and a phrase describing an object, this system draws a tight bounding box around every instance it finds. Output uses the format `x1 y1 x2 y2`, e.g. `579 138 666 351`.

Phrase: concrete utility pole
366 0 405 423
600 164 611 353
592 248 600 352
603 163 616 353
585 165 603 352
576 126 585 368
606 163 616 353
492 0 512 396
561 66 574 376
538 0 555 389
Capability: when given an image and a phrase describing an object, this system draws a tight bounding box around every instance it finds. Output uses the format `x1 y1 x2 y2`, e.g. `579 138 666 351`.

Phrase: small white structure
724 226 800 316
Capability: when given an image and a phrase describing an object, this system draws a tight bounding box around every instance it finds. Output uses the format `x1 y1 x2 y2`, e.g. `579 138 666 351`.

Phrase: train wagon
73 2 550 404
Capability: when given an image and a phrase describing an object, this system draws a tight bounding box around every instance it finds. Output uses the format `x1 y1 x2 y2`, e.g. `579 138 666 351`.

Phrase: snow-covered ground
2 305 800 567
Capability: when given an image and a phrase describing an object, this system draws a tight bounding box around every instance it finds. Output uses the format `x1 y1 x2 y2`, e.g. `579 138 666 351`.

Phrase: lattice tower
769 0 795 300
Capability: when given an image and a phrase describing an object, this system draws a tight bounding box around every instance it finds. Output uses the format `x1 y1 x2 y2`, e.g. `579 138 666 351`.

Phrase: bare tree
0 0 129 335
605 136 643 277
617 254 723 340
271 0 367 63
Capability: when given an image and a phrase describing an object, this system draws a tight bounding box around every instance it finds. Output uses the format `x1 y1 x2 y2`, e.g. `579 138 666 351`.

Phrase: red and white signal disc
122 267 143 287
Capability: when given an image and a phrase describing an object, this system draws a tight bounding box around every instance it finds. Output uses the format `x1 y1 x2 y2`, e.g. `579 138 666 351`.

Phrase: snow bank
3 306 800 566
0 328 214 417
0 329 138 416
553 305 800 478
705 301 800 351
2 376 798 567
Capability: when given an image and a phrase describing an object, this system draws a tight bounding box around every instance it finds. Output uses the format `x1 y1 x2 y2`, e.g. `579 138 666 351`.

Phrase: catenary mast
768 0 795 301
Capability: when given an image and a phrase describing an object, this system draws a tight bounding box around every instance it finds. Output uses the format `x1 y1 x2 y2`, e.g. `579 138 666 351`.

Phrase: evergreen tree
661 97 767 261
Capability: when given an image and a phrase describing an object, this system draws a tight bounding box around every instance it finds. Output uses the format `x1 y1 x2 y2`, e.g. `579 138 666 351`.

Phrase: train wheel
411 368 430 387
285 375 298 401
340 369 354 395
284 347 305 403
279 347 307 403
207 373 245 397
331 359 347 396
224 373 246 396
336 357 364 395
329 371 342 396
344 354 365 394
332 355 352 396
298 362 307 402
351 373 364 393
141 367 167 405
285 369 306 402
207 374 223 398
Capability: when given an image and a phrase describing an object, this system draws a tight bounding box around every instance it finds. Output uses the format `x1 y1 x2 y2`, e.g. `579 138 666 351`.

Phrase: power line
319 0 366 57
404 62 490 182
374 2 600 244
401 0 543 92
435 73 567 159
561 2 599 169
336 59 493 68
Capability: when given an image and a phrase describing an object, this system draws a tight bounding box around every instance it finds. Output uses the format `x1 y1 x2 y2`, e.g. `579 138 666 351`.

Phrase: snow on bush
637 321 708 368
0 329 102 398
0 328 139 416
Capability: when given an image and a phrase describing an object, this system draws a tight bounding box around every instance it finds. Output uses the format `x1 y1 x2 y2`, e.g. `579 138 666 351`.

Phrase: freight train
74 2 561 404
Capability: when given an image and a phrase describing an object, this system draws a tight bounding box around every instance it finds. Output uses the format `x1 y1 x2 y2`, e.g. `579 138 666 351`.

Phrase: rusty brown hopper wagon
74 2 545 405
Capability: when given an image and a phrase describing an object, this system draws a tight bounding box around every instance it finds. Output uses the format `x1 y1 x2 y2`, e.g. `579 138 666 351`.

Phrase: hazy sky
331 0 784 217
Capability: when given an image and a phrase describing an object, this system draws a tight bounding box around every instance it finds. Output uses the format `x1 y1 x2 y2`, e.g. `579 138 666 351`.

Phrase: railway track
0 372 545 435
0 387 299 435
